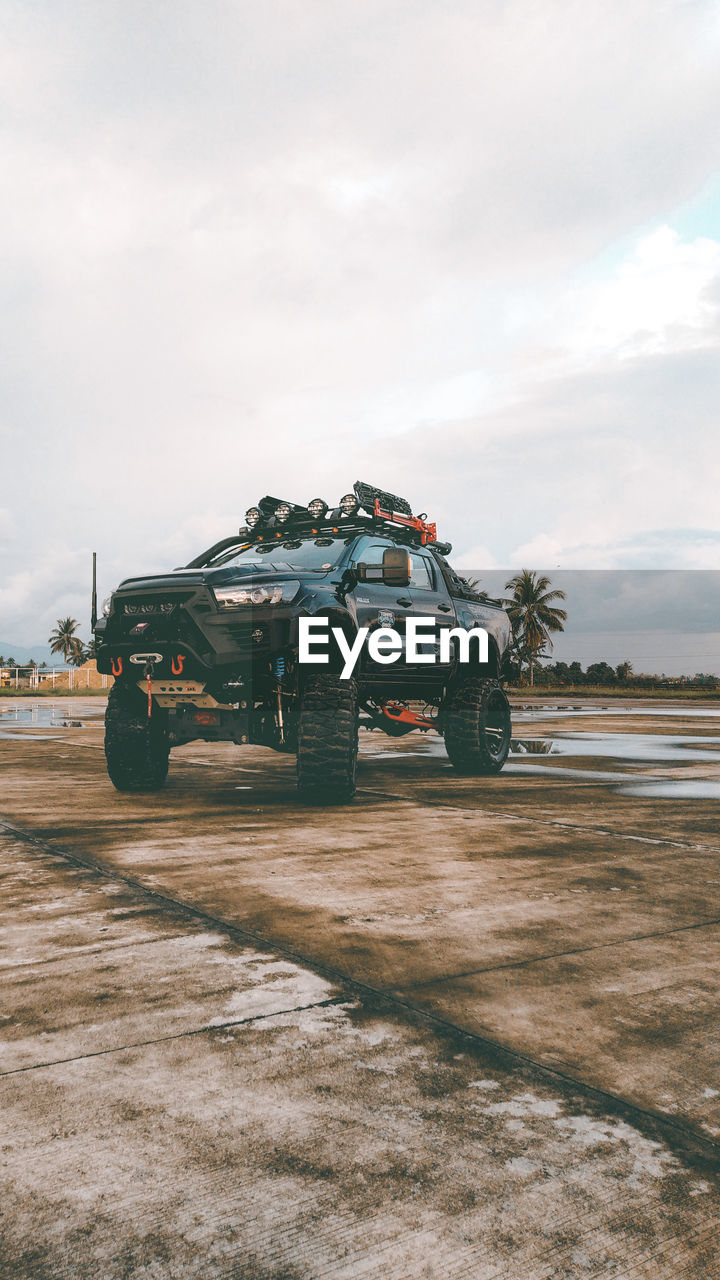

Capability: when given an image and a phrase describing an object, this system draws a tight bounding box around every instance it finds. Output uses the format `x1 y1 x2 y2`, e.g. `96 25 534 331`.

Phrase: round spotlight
245 507 261 528
275 502 291 522
307 498 328 518
339 493 359 516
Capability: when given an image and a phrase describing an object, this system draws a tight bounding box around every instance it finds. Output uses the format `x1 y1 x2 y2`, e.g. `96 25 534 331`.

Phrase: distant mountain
0 641 56 666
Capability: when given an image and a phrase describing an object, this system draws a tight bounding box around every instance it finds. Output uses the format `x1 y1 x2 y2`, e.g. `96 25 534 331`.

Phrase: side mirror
381 546 410 587
355 547 411 587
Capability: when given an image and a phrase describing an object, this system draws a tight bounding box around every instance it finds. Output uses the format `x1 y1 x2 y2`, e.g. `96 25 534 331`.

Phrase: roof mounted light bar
233 481 451 553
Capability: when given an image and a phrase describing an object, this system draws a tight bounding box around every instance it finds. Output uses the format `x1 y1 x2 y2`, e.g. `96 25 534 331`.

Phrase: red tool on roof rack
372 499 437 546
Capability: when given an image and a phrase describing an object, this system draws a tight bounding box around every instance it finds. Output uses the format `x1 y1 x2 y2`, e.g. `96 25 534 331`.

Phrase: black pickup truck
95 482 512 803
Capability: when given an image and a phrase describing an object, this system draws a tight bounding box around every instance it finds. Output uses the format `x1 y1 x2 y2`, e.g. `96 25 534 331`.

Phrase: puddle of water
361 726 720 769
535 732 720 764
617 781 720 800
512 731 720 763
0 701 103 738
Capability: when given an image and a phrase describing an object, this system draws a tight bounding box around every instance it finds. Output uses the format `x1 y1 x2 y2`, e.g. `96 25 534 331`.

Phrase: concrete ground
1 694 719 1278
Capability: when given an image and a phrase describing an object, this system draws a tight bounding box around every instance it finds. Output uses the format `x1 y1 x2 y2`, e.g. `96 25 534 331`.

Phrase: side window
408 553 435 591
350 538 390 565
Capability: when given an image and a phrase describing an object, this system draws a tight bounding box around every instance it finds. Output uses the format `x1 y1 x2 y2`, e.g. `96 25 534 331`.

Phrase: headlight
102 596 113 617
214 580 300 609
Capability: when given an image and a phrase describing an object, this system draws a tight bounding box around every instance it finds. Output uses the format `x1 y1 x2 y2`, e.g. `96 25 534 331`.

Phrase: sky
1 0 719 650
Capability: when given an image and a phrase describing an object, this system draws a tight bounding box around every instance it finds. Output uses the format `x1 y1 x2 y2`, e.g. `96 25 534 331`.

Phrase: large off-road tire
297 674 359 804
444 678 511 775
105 681 170 792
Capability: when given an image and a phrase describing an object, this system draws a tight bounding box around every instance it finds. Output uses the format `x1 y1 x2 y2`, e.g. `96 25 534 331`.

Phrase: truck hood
116 565 330 593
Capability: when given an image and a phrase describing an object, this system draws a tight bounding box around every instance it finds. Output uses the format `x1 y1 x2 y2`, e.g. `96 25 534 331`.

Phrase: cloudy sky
1 0 719 646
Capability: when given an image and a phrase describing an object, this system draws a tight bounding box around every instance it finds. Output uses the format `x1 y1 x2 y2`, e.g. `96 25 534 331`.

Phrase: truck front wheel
105 682 170 792
444 678 511 775
297 674 359 804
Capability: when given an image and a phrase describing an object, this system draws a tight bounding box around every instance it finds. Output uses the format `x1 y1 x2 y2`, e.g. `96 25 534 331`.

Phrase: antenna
91 552 97 630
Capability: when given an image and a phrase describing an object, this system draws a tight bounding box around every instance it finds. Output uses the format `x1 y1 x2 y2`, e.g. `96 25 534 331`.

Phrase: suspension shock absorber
272 654 286 745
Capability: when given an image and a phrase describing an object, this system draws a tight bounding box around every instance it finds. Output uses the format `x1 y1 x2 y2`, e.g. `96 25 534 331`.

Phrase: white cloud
0 508 17 547
0 544 96 642
560 227 720 360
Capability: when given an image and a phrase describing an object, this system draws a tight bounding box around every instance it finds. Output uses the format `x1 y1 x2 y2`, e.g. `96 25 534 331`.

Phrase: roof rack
353 480 438 546
229 481 452 555
353 480 412 517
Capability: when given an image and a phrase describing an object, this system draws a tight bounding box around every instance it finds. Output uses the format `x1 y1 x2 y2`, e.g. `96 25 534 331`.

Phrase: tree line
0 618 95 670
469 570 716 689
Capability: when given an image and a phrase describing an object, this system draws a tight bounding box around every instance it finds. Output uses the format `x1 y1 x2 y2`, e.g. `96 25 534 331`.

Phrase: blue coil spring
272 655 286 680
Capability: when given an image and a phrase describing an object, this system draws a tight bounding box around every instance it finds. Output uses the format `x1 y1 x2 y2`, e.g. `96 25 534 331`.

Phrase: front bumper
96 610 296 685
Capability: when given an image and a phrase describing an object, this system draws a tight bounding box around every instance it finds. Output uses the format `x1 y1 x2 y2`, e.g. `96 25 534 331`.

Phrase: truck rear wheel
297 674 359 804
444 678 511 775
105 682 170 792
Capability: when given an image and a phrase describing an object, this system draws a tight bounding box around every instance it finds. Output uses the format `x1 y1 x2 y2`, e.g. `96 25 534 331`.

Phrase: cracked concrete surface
1 695 719 1278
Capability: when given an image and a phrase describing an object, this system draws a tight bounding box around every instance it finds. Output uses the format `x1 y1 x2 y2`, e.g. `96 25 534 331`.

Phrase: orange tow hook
171 654 185 675
111 657 123 677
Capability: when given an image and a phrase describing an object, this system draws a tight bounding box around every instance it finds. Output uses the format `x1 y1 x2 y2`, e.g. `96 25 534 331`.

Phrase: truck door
405 550 455 677
348 538 454 682
348 536 414 680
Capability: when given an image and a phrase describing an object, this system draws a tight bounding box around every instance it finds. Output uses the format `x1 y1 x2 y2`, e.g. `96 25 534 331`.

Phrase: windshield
206 535 354 573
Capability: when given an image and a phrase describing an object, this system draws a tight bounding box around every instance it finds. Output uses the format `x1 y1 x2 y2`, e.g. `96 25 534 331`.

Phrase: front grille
119 593 193 616
111 592 207 652
122 601 174 616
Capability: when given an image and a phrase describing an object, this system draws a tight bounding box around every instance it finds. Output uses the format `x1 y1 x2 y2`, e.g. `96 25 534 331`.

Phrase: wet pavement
1 694 719 1278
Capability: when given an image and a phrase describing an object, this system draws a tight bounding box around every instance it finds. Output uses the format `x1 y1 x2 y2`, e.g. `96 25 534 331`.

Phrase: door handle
437 602 452 612
396 597 412 608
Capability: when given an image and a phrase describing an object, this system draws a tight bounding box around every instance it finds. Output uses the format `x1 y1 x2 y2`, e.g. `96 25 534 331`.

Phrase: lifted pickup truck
95 482 512 803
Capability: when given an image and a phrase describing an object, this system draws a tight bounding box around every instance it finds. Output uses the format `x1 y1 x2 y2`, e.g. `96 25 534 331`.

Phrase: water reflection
0 701 102 738
617 781 720 799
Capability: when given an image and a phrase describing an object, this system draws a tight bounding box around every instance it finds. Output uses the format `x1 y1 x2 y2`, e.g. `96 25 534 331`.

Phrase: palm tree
49 617 85 665
504 570 567 687
616 660 633 682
